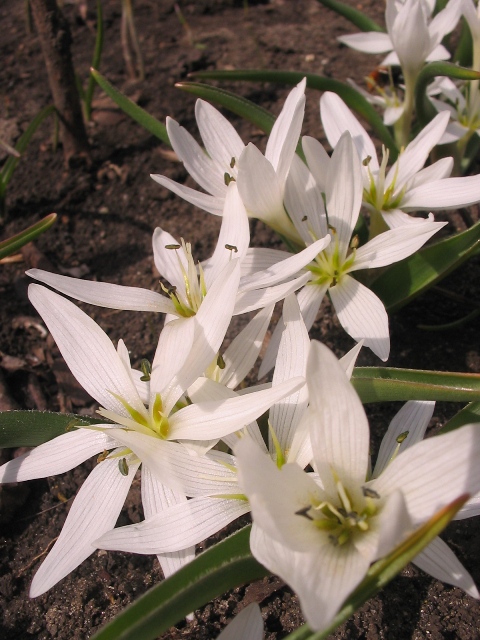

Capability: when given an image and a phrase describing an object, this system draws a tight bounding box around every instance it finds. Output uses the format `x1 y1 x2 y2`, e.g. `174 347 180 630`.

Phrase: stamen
118 458 129 476
295 506 314 521
362 487 380 499
225 244 238 253
140 359 152 382
230 157 236 168
165 244 181 250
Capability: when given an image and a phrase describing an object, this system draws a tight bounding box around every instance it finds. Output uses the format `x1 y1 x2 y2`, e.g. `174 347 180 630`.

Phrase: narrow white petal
239 237 329 292
428 0 462 49
307 341 370 492
391 0 430 74
29 458 138 597
352 220 446 271
237 143 285 221
414 537 479 598
233 272 311 315
320 93 379 169
329 276 390 361
218 603 263 640
166 116 226 197
152 227 189 294
408 157 454 188
240 247 292 277
337 32 393 54
380 208 430 229
455 492 480 521
339 340 363 380
0 429 115 482
373 401 435 477
195 99 244 166
401 175 480 210
150 174 224 215
370 424 480 523
28 285 147 416
301 136 331 192
383 105 404 126
151 316 195 391
96 495 250 553
372 489 413 559
169 378 304 440
325 133 363 255
27 269 172 313
265 78 306 182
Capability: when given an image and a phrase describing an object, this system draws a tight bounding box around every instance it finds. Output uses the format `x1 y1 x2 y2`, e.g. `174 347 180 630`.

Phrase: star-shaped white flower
318 91 480 229
0 283 302 596
235 341 480 632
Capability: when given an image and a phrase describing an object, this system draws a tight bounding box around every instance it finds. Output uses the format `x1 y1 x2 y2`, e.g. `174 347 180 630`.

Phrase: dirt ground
1 0 480 638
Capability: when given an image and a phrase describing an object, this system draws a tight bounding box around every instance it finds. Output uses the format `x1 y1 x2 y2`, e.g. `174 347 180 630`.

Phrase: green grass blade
415 62 480 126
176 81 276 134
316 0 384 32
0 213 57 260
85 0 104 121
90 69 170 145
0 410 103 448
186 70 397 157
92 525 267 640
0 104 55 196
370 221 480 313
352 367 480 403
440 401 480 433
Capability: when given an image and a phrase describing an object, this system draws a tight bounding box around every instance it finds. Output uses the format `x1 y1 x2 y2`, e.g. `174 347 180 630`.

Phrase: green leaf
85 0 104 121
90 69 170 145
176 82 276 134
299 494 469 640
0 213 57 260
440 401 480 433
316 0 384 32
92 525 267 640
415 62 480 126
186 70 398 158
0 411 103 448
352 367 480 403
371 221 480 313
0 104 55 197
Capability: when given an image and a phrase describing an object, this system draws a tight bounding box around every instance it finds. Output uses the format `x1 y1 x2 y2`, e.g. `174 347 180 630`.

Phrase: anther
165 244 181 250
230 157 236 168
362 487 380 499
217 353 226 370
118 458 129 475
225 244 238 252
295 506 314 521
302 215 308 222
396 431 409 444
140 359 152 382
224 173 236 186
362 155 372 167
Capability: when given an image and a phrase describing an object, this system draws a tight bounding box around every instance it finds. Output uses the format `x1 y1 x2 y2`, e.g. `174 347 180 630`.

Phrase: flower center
97 392 172 439
161 239 207 318
363 147 405 213
306 230 356 288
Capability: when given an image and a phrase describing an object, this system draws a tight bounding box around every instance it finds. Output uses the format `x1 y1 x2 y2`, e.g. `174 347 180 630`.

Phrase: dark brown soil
1 0 480 638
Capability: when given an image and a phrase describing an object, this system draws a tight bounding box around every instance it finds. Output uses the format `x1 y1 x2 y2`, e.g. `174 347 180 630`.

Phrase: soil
1 0 480 638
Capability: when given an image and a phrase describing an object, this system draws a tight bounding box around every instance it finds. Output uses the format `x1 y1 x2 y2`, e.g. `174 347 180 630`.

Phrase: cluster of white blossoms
3 78 480 633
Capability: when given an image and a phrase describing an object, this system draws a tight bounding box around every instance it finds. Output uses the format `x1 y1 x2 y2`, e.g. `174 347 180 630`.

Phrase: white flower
338 0 461 76
235 341 480 632
151 80 307 244
0 284 302 596
319 92 480 229
216 603 263 640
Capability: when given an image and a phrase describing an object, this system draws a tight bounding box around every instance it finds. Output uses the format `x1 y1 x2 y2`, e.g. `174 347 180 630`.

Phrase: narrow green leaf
316 0 384 32
0 410 103 448
90 69 170 145
0 104 55 196
176 82 276 134
440 401 480 433
285 495 468 640
371 221 480 313
0 213 57 260
85 0 104 121
415 62 480 126
92 525 267 640
352 367 480 403
186 70 398 157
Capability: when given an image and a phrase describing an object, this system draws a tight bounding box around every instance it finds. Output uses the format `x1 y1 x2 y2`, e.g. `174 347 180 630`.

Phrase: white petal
337 32 393 54
329 276 389 361
320 93 379 169
28 285 147 417
166 116 226 197
373 401 435 477
169 378 304 440
339 340 363 380
240 247 292 277
408 157 454 188
96 495 250 553
233 271 311 315
370 424 480 524
325 133 363 255
29 457 138 597
372 489 413 559
352 219 446 271
383 105 404 126
401 175 480 210
301 136 331 192
0 429 115 482
195 99 244 166
250 524 370 632
428 0 462 49
217 603 264 640
150 174 224 215
413 536 479 599
151 316 195 392
390 0 430 74
152 227 189 294
265 78 306 182
307 341 370 492
27 269 172 313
